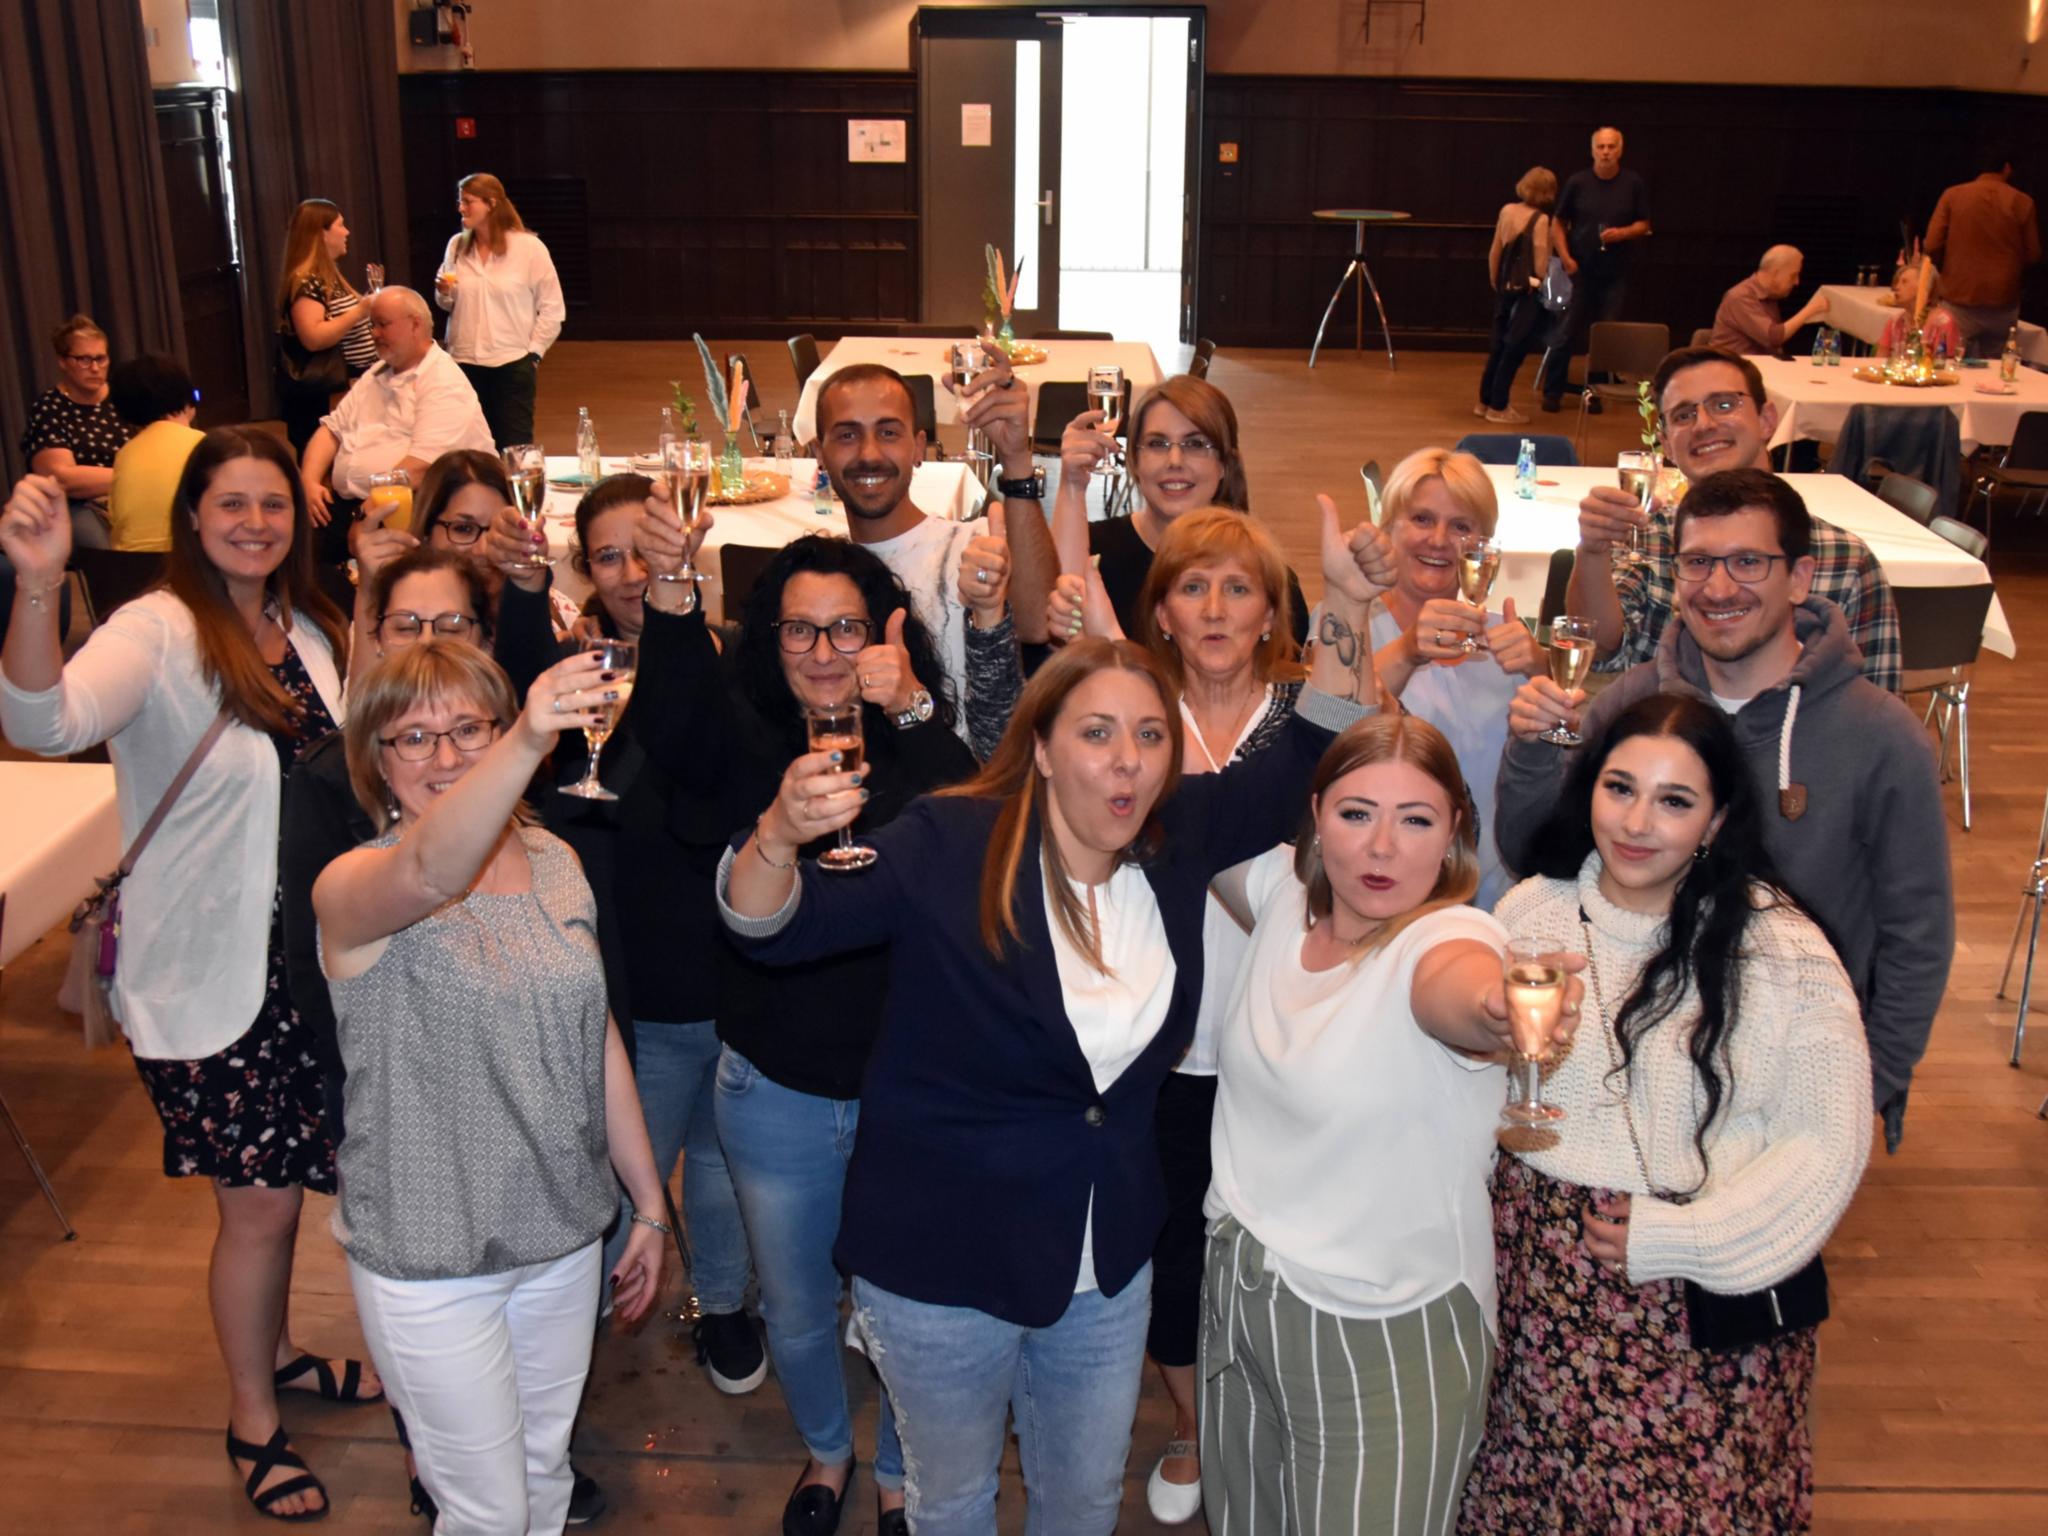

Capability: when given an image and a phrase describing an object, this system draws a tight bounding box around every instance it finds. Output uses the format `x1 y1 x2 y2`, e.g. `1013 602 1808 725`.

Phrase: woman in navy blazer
721 498 1393 1536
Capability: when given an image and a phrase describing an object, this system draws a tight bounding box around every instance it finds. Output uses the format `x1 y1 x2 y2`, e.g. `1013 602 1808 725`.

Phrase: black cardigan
721 688 1361 1327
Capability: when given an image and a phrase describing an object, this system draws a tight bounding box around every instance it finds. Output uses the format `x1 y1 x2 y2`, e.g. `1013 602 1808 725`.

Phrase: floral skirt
1457 1153 1815 1535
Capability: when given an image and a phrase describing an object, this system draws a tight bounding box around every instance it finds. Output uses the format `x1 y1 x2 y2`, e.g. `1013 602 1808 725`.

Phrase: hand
761 745 867 852
1563 254 1580 276
1475 952 1587 1056
349 499 418 588
1581 1193 1632 1273
1047 572 1084 645
1318 493 1396 609
0 474 73 582
1507 675 1585 742
633 478 714 583
1058 410 1116 486
303 476 335 528
853 608 920 717
958 346 1031 470
609 1222 666 1326
1484 597 1542 676
1577 484 1646 555
484 502 549 589
567 613 606 646
957 504 1010 625
1598 225 1620 247
514 650 620 749
1410 597 1486 661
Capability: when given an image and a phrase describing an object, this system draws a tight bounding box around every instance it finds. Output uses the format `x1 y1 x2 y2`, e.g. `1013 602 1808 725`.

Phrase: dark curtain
0 0 185 485
221 0 409 422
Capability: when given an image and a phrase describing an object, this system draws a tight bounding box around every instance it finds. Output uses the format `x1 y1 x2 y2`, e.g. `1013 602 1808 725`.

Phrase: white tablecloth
1480 465 2014 658
0 763 120 968
791 336 1165 447
1818 285 2048 366
1750 352 2048 453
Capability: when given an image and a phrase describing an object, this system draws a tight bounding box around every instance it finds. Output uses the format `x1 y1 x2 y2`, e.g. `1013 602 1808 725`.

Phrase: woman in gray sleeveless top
313 640 667 1535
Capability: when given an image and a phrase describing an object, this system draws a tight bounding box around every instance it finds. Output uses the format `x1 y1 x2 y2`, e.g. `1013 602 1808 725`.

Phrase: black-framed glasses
434 518 488 546
773 616 872 655
1674 551 1789 584
65 352 109 367
1662 393 1751 430
378 611 479 641
1136 433 1218 460
378 719 499 761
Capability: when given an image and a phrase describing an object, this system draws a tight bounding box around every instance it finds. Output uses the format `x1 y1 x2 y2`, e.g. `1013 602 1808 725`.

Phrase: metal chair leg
1956 685 1972 831
2010 874 2046 1068
1308 258 1362 370
0 1084 76 1240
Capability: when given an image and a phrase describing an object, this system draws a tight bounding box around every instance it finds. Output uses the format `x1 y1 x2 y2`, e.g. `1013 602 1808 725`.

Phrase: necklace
1579 912 1696 1206
1180 686 1266 773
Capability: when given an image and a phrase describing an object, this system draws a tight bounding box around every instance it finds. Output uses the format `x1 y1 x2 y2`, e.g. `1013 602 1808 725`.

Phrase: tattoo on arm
1318 612 1368 701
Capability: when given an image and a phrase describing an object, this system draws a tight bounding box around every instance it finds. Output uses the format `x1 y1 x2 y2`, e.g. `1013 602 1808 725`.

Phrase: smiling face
776 571 870 711
582 502 648 639
1313 759 1458 939
1154 557 1273 685
1590 732 1727 914
381 691 502 825
1130 399 1225 522
193 454 297 591
377 568 479 656
1659 360 1775 479
818 377 923 524
1390 476 1486 607
1675 506 1813 671
428 482 503 571
1032 668 1176 877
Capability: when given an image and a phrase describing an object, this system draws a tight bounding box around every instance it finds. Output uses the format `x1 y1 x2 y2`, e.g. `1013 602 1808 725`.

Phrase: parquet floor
2 340 2044 1533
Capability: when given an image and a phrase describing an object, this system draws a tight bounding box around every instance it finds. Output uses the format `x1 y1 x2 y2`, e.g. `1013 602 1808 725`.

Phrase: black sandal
225 1424 330 1523
391 1406 439 1525
274 1353 384 1404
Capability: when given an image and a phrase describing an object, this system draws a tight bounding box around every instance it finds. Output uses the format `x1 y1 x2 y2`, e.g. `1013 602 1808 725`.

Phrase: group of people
1 309 1949 1536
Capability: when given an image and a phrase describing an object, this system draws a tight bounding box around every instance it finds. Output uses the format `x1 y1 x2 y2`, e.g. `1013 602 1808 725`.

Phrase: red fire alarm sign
455 117 477 140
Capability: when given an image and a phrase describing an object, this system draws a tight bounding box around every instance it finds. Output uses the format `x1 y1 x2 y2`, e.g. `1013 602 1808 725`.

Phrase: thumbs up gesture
1484 596 1543 677
855 605 924 717
959 503 1011 628
1319 493 1396 610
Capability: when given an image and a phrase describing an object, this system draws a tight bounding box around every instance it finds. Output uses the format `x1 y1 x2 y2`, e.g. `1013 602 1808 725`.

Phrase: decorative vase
719 437 746 496
997 317 1017 354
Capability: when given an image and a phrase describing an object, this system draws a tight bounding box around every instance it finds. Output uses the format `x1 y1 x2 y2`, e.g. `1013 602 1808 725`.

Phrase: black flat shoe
408 1474 438 1525
782 1460 855 1536
877 1507 910 1536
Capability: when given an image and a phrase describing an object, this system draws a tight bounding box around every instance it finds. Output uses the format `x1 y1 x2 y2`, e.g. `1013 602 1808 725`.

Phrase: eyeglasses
1674 551 1789 584
773 616 872 654
65 353 109 367
378 611 479 641
435 518 488 546
378 719 498 760
1136 434 1219 460
588 546 639 571
1662 393 1752 430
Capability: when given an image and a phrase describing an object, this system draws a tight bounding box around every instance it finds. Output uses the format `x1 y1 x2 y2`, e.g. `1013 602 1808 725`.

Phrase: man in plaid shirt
1564 346 1901 691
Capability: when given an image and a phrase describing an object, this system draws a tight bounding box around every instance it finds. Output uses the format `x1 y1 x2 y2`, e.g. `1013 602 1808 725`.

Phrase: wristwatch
996 468 1045 501
893 687 935 728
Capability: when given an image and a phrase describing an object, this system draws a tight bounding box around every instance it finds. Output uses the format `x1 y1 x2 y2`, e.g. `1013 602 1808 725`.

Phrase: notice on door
961 103 992 148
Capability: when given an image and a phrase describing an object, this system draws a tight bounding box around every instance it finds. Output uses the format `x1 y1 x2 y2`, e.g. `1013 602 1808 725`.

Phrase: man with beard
1563 346 1901 691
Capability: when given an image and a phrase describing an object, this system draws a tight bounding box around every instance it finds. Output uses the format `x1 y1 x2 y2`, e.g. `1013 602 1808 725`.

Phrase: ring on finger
551 697 564 713
975 567 990 583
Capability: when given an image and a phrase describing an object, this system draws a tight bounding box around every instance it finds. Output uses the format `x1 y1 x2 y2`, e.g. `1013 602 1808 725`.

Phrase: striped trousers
1200 1216 1494 1536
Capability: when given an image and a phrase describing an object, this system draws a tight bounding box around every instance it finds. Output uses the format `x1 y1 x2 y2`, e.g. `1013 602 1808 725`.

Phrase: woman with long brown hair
275 198 377 455
0 429 365 1521
434 172 566 448
719 497 1394 1535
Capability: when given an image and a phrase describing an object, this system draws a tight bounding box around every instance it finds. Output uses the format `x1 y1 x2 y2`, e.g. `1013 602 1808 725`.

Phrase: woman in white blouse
1202 713 1581 1534
434 172 566 450
0 432 364 1522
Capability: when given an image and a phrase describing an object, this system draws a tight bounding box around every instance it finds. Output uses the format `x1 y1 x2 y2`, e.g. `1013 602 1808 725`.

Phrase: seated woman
1458 694 1872 1535
21 313 131 548
409 447 581 633
106 353 203 552
312 641 667 1534
1370 446 1542 908
717 499 1394 1535
1881 257 1964 362
1201 713 1578 1528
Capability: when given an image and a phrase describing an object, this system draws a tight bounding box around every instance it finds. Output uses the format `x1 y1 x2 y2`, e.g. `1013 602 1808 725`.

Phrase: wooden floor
4 341 2046 1534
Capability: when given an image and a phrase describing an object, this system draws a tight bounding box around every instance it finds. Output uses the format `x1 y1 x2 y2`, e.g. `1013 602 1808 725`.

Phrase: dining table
0 761 121 971
1748 352 2048 454
1817 284 2048 366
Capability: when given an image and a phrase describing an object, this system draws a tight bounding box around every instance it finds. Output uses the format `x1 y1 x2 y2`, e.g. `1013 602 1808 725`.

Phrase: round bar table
1308 209 1410 370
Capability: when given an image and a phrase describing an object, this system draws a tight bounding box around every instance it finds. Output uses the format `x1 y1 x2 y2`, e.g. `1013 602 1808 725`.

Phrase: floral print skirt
1457 1152 1816 1535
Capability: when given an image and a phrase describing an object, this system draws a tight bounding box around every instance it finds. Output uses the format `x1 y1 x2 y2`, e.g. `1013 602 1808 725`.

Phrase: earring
1693 843 1710 861
1311 832 1322 854
1260 630 1271 643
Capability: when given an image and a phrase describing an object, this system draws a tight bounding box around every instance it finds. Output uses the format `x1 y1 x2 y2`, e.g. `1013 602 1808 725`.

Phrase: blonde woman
1880 257 1964 361
434 172 566 448
275 199 377 454
1477 166 1558 424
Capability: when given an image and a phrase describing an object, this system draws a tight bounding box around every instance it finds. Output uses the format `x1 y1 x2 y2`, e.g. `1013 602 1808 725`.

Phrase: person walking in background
1709 246 1831 358
435 172 566 448
1925 140 2042 358
274 198 378 457
1476 167 1558 425
1540 126 1652 413
106 353 204 553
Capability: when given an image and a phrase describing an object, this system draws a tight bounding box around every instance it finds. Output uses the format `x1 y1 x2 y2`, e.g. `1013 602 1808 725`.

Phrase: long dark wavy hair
1523 694 1792 1190
733 535 958 748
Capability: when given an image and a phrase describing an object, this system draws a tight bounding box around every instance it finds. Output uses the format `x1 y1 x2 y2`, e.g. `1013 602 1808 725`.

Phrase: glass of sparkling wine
560 638 636 801
805 700 877 871
1502 937 1568 1126
1456 535 1501 653
364 262 385 294
1540 614 1597 745
501 443 550 573
950 342 993 465
1088 364 1125 479
1615 450 1658 570
658 437 714 585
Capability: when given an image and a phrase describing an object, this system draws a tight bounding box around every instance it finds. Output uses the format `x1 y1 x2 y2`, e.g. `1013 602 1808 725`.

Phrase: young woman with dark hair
1458 693 1873 1534
275 200 377 455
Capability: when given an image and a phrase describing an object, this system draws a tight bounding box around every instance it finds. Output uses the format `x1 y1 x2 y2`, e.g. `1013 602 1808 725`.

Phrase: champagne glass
1501 937 1567 1126
364 262 385 294
805 700 877 872
560 638 637 801
1540 615 1596 745
501 443 550 573
1456 535 1501 654
1088 364 1125 480
1615 450 1658 571
950 341 993 466
658 437 713 585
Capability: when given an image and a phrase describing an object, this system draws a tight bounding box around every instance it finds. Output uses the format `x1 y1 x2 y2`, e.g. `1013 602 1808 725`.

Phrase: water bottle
2002 326 2022 385
773 410 796 466
658 405 676 462
1934 332 1950 369
576 406 600 484
813 465 834 517
1811 329 1826 366
1825 328 1840 367
1515 438 1536 501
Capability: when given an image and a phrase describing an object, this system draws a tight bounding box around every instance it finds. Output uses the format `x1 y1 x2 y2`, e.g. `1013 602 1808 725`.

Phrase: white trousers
349 1243 601 1536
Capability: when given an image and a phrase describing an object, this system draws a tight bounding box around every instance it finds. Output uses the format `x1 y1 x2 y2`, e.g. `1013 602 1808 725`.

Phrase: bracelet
20 576 64 612
629 1210 673 1236
753 817 797 870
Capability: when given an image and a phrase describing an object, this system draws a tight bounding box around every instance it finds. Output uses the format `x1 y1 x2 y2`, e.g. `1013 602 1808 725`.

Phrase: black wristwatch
996 468 1045 501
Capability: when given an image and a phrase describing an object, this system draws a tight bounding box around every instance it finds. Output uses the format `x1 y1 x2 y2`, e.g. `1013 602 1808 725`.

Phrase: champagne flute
1088 364 1125 480
364 262 385 294
560 638 636 801
950 341 993 466
1501 937 1568 1126
658 437 713 585
805 700 877 872
1456 535 1501 654
1615 450 1658 571
501 443 550 573
1540 615 1596 745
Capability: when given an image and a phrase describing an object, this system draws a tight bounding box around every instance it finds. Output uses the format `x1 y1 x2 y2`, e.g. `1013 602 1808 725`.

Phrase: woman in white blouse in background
434 172 566 450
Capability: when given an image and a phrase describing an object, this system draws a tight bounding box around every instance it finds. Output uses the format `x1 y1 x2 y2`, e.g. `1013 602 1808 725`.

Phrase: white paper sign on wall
848 120 907 164
961 104 992 147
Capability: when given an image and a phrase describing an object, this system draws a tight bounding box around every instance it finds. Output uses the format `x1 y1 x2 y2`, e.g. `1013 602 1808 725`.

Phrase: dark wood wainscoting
155 86 249 425
398 71 919 340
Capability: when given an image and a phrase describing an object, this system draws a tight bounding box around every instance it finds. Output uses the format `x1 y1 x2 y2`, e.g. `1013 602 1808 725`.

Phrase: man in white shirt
299 288 494 528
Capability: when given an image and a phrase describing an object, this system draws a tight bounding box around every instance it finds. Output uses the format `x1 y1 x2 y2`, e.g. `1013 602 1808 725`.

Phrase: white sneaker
1146 1442 1204 1525
1485 406 1530 425
1472 402 1489 417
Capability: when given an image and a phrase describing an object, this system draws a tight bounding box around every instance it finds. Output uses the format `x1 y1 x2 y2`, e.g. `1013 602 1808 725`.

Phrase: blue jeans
852 1264 1153 1536
715 1046 903 1487
603 1019 750 1313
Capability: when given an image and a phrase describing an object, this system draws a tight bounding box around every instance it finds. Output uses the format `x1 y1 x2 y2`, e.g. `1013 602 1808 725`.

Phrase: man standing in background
1540 126 1652 413
1925 142 2042 358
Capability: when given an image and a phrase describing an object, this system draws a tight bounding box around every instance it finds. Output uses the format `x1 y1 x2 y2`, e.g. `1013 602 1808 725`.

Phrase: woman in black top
274 200 378 457
1477 166 1559 423
20 314 131 547
632 494 979 1536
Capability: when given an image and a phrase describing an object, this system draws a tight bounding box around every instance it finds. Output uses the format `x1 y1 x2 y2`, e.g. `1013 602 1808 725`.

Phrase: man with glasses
20 314 132 549
1498 467 1951 1152
1565 346 1901 691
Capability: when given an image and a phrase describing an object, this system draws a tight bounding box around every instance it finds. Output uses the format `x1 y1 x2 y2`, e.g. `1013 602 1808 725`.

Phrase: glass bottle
577 407 600 484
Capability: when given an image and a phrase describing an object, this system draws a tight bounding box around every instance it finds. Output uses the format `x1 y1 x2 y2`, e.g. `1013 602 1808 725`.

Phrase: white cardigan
0 590 345 1059
1495 857 1873 1294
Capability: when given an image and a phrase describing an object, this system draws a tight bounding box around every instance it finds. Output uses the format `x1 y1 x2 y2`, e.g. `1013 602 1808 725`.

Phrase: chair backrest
1928 514 1989 561
69 547 164 628
719 542 781 621
1190 338 1217 379
1832 404 1964 516
898 373 940 450
1875 471 1938 525
1584 322 1671 383
1029 328 1115 341
1538 547 1576 627
1893 582 1995 673
1454 432 1579 467
2007 409 2048 469
787 333 822 394
1689 327 1713 349
1032 379 1125 455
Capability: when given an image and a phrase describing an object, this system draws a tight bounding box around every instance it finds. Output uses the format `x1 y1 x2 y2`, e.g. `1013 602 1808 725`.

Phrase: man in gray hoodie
1496 468 1950 1151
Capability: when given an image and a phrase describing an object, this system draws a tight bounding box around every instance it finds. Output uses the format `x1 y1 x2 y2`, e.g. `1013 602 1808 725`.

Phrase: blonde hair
1515 166 1558 211
342 641 526 827
1294 715 1480 957
1380 447 1499 538
1134 507 1303 692
457 172 527 258
1893 256 1942 306
51 313 106 358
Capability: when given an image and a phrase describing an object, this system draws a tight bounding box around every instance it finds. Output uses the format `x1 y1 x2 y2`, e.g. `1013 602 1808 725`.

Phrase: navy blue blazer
723 689 1363 1327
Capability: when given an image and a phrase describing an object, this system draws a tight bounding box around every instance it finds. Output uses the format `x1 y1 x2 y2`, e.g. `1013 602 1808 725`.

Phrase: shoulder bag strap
114 711 233 881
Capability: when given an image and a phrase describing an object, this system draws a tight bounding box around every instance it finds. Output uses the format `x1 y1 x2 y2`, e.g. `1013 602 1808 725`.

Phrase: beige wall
392 0 2046 91
140 0 200 86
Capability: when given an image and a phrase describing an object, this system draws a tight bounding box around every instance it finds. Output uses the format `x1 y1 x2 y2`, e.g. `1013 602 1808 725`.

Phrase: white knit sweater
1495 855 1873 1294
